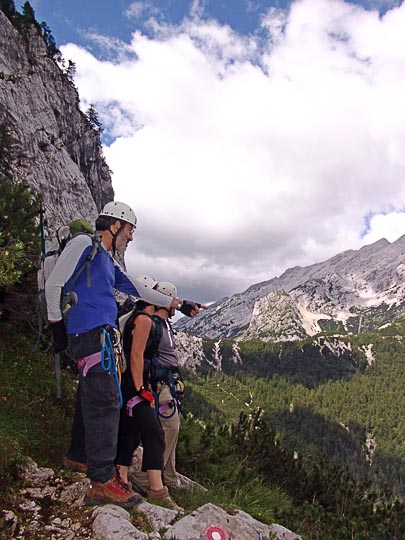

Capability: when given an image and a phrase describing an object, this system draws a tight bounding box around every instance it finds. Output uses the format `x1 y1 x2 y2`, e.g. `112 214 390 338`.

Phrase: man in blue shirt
45 201 199 507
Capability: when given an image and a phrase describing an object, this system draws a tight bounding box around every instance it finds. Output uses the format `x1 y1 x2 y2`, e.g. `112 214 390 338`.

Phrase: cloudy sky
31 0 405 303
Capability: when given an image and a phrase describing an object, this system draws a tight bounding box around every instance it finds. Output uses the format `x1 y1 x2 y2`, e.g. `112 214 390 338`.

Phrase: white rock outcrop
163 503 302 540
4 458 304 540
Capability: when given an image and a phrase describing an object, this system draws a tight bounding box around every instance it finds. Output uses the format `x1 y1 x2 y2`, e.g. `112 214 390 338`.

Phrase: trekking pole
39 200 62 399
39 200 46 256
55 352 62 399
33 201 47 352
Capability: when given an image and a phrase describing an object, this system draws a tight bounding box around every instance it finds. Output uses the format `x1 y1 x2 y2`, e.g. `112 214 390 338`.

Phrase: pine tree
39 20 60 60
85 104 103 132
21 1 35 22
65 59 76 82
0 125 40 291
0 0 16 18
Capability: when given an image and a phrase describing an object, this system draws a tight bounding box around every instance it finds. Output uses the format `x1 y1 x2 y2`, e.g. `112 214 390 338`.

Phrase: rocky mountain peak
0 10 113 233
177 235 405 341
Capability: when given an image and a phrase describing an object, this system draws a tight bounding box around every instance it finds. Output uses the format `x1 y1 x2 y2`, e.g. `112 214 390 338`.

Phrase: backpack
37 219 100 325
119 308 163 375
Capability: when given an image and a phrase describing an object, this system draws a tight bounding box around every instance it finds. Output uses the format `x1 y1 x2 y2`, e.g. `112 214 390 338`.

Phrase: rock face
177 236 405 341
0 11 114 232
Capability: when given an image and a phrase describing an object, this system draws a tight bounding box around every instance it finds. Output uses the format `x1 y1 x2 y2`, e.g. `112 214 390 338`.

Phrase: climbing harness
126 395 143 417
150 362 187 420
77 351 102 377
125 386 184 419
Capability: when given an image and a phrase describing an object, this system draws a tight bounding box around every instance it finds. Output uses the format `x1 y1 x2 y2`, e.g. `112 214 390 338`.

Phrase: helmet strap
108 221 126 255
167 306 177 319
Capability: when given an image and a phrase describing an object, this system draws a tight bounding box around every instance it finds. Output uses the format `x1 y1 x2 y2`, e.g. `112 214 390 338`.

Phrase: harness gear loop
109 326 124 383
154 387 176 419
101 327 123 408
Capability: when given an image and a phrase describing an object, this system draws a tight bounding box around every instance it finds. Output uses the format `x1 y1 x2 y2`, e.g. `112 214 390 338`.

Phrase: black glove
179 300 201 317
50 320 68 353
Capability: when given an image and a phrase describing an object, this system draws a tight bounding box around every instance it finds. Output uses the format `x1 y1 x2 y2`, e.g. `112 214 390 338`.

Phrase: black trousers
66 327 120 483
116 386 165 471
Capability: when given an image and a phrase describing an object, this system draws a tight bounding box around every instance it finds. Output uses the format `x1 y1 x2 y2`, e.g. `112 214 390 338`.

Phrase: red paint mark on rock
205 524 230 540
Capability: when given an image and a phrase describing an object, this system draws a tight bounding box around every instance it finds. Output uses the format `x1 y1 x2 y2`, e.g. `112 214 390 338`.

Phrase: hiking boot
114 466 134 493
147 486 184 513
84 473 143 508
63 456 88 474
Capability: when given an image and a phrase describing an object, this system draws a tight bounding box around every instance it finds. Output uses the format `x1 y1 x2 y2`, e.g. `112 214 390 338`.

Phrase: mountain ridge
176 235 405 340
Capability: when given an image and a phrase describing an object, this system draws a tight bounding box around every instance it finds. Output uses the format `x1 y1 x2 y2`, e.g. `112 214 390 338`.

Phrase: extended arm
113 260 207 315
113 262 176 310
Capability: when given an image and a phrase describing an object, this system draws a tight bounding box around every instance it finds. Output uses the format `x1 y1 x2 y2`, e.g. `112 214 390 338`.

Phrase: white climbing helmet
155 281 178 298
136 274 158 290
99 201 137 227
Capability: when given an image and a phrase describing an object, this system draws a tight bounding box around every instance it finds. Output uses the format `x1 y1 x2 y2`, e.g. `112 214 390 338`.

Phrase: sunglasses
123 223 136 235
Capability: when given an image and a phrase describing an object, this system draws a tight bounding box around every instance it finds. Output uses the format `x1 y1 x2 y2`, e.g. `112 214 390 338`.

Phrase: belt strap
77 351 102 377
127 395 174 417
158 400 174 414
126 396 143 417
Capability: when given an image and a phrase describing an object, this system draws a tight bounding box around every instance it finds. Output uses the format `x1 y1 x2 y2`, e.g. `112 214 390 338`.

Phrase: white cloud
125 1 162 21
363 211 405 244
125 2 148 20
61 0 405 302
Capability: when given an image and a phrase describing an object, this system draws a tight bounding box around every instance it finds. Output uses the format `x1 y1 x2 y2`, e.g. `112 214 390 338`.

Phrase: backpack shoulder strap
68 233 102 288
150 314 163 350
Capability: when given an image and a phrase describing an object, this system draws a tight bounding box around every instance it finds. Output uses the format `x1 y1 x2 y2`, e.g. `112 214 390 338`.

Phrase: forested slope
184 321 405 497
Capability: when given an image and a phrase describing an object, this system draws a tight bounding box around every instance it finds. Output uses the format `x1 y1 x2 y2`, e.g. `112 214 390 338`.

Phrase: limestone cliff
0 10 113 231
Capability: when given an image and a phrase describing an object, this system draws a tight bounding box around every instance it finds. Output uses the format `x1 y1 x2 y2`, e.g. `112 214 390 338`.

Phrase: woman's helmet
154 281 178 298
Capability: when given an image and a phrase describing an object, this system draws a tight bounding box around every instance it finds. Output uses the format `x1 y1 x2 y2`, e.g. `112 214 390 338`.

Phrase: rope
101 328 123 409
